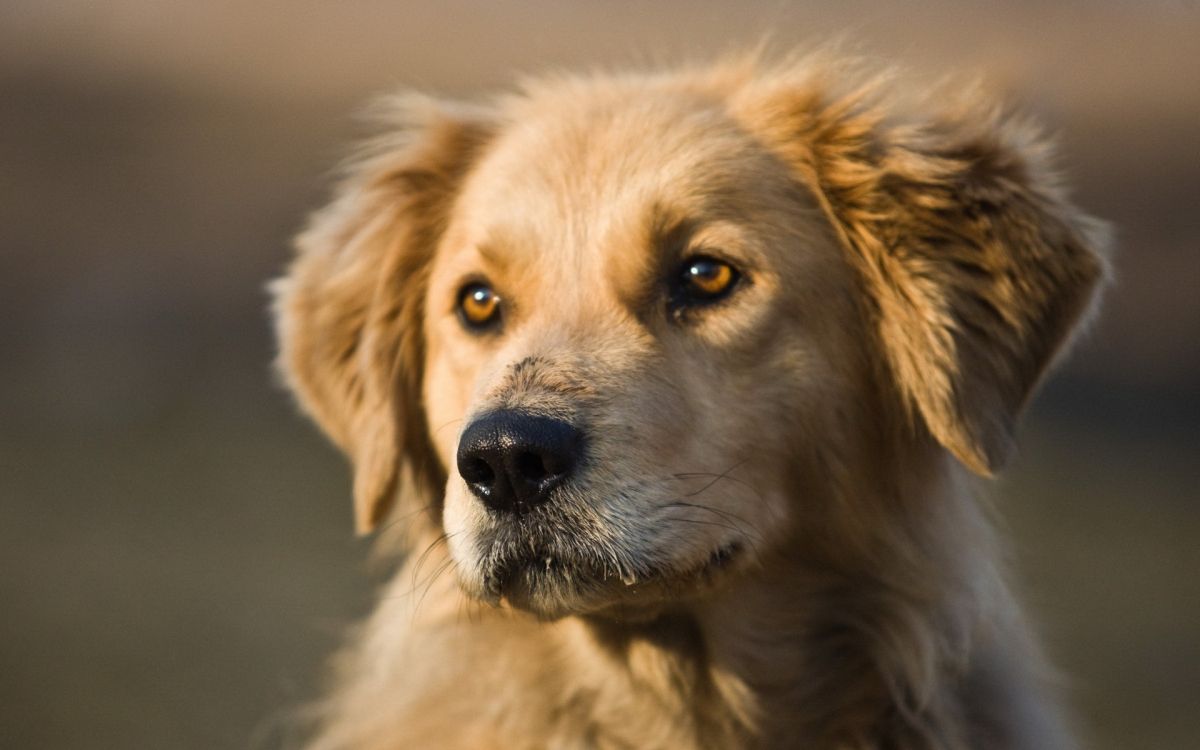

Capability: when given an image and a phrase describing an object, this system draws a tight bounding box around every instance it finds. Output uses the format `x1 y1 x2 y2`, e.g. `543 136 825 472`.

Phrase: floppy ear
740 76 1109 474
273 95 491 533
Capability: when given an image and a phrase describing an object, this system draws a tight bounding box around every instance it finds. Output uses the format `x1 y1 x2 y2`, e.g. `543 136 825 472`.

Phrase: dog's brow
646 205 696 261
659 220 695 261
474 239 509 271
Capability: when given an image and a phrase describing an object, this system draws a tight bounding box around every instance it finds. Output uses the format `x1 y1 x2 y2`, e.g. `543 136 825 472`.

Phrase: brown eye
673 256 740 307
458 282 502 331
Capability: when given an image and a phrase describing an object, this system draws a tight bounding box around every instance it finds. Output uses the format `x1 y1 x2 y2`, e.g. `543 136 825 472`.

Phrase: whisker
665 499 754 529
413 558 458 621
660 500 766 556
662 516 741 534
669 503 765 548
412 531 449 581
433 417 465 437
672 458 762 501
375 532 453 601
374 503 437 535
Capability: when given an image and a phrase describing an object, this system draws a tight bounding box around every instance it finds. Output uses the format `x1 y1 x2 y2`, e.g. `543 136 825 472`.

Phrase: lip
482 551 614 604
477 539 746 616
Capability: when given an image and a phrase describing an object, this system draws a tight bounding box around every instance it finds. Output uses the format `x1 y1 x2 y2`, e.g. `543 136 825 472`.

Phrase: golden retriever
273 51 1109 749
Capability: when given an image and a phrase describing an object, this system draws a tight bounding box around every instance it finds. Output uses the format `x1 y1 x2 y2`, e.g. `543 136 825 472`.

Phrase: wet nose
456 411 584 514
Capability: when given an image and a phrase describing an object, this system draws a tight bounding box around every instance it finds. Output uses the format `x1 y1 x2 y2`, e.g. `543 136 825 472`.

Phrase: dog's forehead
451 85 783 277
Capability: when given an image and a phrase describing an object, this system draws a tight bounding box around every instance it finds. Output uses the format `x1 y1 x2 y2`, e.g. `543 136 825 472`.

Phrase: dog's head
275 58 1107 619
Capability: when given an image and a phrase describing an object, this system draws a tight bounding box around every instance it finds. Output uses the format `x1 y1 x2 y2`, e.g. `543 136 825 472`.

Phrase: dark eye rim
667 253 744 316
456 280 503 332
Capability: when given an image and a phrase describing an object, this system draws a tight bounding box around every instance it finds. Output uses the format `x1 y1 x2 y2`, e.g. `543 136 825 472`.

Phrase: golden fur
273 52 1108 749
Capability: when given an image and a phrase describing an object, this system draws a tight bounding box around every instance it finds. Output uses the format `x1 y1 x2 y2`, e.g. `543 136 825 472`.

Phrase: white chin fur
442 482 489 595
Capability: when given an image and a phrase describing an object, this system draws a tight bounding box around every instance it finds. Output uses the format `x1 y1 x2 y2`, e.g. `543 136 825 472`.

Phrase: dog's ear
739 76 1109 474
273 96 491 533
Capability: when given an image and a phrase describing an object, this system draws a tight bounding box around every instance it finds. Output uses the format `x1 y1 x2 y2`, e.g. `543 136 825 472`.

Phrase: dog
273 51 1108 749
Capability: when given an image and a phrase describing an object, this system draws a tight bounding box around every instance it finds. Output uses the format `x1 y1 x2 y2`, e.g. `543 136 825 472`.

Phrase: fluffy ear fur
735 69 1109 474
273 96 491 533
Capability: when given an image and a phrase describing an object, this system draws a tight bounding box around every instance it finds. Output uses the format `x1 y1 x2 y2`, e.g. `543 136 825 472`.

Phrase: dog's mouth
475 539 746 618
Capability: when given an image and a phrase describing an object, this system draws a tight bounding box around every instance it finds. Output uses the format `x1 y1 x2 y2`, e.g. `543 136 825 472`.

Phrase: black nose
456 411 583 514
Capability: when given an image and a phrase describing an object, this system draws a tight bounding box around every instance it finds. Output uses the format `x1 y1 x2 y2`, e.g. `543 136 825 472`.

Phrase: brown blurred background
1 2 1196 748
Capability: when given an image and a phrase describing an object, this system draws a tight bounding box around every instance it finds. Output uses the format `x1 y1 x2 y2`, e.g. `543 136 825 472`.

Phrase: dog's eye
458 282 502 331
672 256 740 308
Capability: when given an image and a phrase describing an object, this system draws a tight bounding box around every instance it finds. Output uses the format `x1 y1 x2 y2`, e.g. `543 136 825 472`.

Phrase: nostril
540 449 574 477
461 457 496 486
514 451 550 483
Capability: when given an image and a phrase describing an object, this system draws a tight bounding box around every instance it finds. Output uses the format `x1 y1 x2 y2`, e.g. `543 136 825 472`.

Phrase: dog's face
424 87 863 616
275 60 1107 620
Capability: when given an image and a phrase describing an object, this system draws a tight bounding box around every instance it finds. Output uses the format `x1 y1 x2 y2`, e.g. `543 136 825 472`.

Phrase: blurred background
1 2 1196 748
